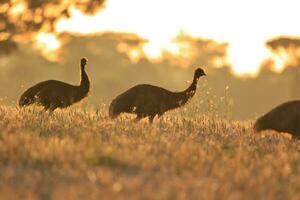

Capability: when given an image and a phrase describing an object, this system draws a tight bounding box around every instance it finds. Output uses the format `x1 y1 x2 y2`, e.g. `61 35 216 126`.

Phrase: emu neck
173 75 199 108
184 75 198 99
75 66 90 101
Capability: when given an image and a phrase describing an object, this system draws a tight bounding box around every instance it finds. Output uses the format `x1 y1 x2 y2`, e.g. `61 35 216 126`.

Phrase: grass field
0 104 299 200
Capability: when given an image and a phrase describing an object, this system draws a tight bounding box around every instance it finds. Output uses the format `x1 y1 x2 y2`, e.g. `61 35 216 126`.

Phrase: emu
254 100 300 139
18 58 90 111
109 68 206 123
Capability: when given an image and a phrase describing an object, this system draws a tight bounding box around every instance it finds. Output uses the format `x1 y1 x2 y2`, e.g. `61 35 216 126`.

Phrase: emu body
19 58 90 111
254 100 300 138
109 68 206 123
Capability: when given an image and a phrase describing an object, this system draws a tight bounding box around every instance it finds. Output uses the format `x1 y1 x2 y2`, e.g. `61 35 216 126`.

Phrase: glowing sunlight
43 0 300 76
36 33 61 61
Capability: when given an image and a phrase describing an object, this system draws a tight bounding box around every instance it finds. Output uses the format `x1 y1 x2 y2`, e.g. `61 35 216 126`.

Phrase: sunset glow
38 0 300 76
36 33 61 61
36 33 60 51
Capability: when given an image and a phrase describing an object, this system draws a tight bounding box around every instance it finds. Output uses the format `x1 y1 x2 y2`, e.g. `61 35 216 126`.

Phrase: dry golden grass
0 104 299 200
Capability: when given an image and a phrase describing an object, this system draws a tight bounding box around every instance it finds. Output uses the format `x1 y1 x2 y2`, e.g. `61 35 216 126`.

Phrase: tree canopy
0 0 105 54
266 36 300 98
266 37 300 67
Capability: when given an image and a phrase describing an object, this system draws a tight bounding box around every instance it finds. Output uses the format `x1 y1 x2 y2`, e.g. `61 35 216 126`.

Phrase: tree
266 37 300 98
162 34 228 69
267 37 300 66
0 0 105 54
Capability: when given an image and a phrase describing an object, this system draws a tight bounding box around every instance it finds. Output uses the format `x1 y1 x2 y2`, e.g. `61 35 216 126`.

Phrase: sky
49 0 300 76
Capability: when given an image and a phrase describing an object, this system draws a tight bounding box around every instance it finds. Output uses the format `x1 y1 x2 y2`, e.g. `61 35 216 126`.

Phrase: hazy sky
55 0 300 76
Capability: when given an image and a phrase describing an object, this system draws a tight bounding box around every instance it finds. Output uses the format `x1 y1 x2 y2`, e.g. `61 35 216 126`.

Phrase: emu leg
44 104 56 114
157 113 164 119
49 107 56 113
148 115 155 124
294 122 300 139
157 114 164 126
134 114 143 122
43 105 50 112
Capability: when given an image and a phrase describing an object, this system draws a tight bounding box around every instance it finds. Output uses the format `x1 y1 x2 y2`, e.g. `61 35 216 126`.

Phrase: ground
0 105 299 200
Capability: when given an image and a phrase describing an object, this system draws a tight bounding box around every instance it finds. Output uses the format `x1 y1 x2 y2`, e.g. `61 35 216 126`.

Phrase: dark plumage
109 68 206 123
19 58 90 111
254 100 300 138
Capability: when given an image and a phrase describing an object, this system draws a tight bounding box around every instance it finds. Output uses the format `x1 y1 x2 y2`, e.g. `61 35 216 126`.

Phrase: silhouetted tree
0 0 105 54
163 33 228 69
266 37 300 98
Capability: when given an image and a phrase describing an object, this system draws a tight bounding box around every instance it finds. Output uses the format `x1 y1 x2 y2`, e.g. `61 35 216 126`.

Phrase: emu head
80 57 88 69
194 68 206 79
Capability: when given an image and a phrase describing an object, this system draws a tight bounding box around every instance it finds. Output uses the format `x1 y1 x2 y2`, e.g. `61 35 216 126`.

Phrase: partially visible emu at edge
19 58 90 111
254 100 300 138
109 68 206 123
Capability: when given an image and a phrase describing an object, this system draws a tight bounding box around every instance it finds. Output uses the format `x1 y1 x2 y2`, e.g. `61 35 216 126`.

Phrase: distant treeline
0 33 299 119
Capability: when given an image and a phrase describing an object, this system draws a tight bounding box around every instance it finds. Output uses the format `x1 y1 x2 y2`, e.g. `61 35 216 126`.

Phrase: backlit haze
37 0 300 76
